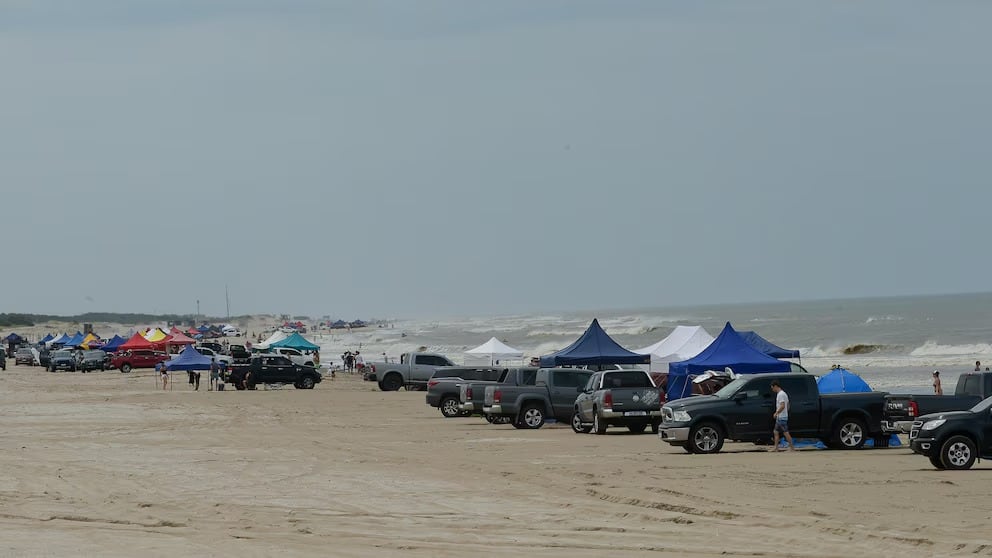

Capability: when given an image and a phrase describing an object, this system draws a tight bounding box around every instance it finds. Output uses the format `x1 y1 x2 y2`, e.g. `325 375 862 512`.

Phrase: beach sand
0 364 988 557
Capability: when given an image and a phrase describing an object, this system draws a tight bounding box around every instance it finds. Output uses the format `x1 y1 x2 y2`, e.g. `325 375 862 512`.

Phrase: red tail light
494 389 502 404
370 364 376 373
428 380 439 389
466 387 473 399
603 391 613 410
908 401 919 417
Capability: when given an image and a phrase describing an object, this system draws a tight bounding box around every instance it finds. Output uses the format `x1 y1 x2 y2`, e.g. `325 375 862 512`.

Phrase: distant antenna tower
225 284 230 319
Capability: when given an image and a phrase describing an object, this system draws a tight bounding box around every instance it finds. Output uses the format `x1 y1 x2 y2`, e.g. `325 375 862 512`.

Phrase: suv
15 348 36 366
111 349 170 373
198 342 224 354
49 349 77 372
910 396 992 470
229 344 251 361
268 347 316 367
38 348 52 369
80 350 108 372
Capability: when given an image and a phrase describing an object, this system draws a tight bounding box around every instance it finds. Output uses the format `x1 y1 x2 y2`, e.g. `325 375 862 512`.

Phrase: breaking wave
842 344 889 355
865 315 904 324
909 341 992 357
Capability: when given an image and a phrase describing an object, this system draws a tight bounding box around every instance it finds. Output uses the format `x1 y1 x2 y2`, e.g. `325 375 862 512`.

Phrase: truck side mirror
732 392 747 403
576 385 584 393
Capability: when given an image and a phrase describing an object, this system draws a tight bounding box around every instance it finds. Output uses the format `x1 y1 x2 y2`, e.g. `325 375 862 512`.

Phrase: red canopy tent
187 327 200 336
168 331 196 345
119 332 159 350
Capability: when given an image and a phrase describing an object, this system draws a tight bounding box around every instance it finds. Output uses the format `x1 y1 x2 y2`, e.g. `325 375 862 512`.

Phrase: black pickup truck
909 396 992 470
658 373 888 454
883 372 992 434
226 355 322 390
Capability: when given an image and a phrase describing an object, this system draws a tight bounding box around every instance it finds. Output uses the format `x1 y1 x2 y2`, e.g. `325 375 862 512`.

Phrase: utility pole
225 285 230 319
196 299 200 321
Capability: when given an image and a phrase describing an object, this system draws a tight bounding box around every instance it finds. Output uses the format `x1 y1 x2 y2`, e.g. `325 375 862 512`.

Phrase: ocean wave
909 341 992 357
865 315 904 324
803 344 899 357
842 344 889 355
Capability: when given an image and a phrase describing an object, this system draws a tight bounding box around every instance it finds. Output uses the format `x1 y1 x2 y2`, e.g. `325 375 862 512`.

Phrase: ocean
310 292 992 394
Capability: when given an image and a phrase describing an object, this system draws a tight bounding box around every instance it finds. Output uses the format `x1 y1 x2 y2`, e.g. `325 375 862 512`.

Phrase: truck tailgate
609 388 662 414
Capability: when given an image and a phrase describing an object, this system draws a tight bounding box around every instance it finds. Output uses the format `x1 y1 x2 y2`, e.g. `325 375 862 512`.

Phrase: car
573 369 664 434
910 396 992 470
424 367 504 417
198 342 224 354
49 350 77 372
266 347 316 367
364 352 456 391
226 355 322 390
14 348 36 366
79 350 108 372
883 371 992 434
222 328 242 337
38 348 52 368
195 346 232 366
111 349 170 373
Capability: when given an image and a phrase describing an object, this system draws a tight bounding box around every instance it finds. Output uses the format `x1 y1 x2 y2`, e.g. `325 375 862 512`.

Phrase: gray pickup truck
363 352 456 391
572 369 663 435
483 368 593 429
425 367 504 417
463 368 538 423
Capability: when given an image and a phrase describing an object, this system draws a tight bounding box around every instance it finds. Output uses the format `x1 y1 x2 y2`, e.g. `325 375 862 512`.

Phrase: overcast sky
3 1 990 319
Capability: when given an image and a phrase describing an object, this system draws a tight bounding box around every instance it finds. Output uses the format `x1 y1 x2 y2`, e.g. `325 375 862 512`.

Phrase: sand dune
0 364 988 557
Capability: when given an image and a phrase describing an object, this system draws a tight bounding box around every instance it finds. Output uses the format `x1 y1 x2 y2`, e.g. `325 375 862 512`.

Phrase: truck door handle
801 402 815 407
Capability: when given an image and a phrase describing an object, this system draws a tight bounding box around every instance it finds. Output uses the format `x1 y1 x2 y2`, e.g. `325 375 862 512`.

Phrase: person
770 380 794 451
975 361 982 372
355 351 364 373
188 369 196 387
313 351 320 367
193 368 201 391
209 358 220 391
933 370 943 395
160 363 169 390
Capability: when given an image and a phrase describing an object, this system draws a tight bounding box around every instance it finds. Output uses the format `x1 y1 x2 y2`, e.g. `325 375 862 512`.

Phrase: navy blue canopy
5 333 24 343
163 346 213 371
739 331 800 359
39 334 54 345
539 319 649 367
100 335 126 352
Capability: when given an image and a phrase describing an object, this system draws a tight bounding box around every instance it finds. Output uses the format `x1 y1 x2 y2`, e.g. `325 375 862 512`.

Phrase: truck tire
299 375 316 390
689 422 724 454
571 412 592 434
518 404 545 429
440 396 461 418
939 435 977 470
928 453 946 470
121 363 132 374
627 422 648 434
651 419 661 434
593 411 608 435
484 414 496 424
831 416 867 450
379 373 403 392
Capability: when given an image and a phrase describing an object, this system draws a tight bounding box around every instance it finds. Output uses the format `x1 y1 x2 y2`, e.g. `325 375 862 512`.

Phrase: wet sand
0 363 988 557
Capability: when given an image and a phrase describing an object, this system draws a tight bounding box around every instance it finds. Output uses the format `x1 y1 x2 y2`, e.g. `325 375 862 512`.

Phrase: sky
2 1 991 319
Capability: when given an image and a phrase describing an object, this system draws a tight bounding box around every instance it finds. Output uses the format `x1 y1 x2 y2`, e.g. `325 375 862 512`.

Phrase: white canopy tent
465 337 524 365
256 330 289 349
634 325 715 372
46 333 69 347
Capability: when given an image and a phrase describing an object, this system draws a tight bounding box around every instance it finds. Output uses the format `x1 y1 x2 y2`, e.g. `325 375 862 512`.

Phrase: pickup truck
425 367 504 417
194 346 233 366
573 369 663 435
483 368 594 429
463 368 539 422
112 349 170 373
48 349 77 372
79 350 108 372
909 396 992 470
226 355 322 390
364 352 456 391
883 371 992 433
658 373 888 454
266 347 316 367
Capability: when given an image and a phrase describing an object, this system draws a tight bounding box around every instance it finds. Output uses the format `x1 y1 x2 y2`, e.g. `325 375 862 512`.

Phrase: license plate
624 411 647 416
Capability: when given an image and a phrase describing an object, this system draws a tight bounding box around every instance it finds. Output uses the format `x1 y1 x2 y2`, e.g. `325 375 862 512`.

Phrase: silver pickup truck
363 352 455 391
572 369 663 434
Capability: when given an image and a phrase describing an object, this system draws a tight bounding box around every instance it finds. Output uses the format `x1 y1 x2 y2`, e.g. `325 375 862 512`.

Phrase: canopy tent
817 367 871 394
100 335 126 352
163 346 213 371
39 334 54 345
465 337 524 364
667 322 791 401
197 325 211 332
187 327 201 336
47 333 69 347
80 333 102 349
4 333 24 343
539 319 649 367
269 332 320 351
144 328 169 342
120 332 159 350
256 330 289 349
634 326 715 372
739 331 801 359
167 331 197 345
61 333 86 347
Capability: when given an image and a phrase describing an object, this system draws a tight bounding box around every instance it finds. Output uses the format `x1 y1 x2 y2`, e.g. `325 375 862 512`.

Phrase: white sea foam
909 340 992 357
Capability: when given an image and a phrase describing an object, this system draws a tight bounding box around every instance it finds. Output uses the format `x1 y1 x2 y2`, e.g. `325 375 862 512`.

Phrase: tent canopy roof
164 346 214 371
817 367 872 393
635 326 715 370
465 337 523 358
739 331 800 359
120 332 159 350
669 322 791 375
540 319 649 367
269 332 320 351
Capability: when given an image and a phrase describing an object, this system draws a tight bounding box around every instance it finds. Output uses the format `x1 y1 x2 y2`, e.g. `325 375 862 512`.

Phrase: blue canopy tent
539 319 649 367
163 346 213 371
5 333 24 343
817 367 871 394
100 335 126 352
667 322 791 401
61 333 85 347
739 331 801 359
269 332 320 351
39 334 54 345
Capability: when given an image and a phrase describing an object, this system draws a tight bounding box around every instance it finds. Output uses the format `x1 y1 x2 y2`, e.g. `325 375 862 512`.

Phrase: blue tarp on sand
739 331 800 359
539 319 649 367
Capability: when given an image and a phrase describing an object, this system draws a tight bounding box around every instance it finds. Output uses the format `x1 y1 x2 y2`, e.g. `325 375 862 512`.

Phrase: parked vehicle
226 355 322 390
79 350 108 372
265 347 315 367
883 372 992 433
229 344 251 362
573 369 663 434
0 351 6 370
222 327 242 337
49 350 77 372
38 348 51 369
425 367 504 418
14 348 36 366
198 342 224 354
462 368 538 420
195 346 232 366
111 349 170 373
483 368 594 429
364 353 456 391
909 396 992 470
658 373 888 454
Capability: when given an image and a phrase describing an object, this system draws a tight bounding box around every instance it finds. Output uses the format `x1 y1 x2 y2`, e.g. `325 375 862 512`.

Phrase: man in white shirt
771 380 795 451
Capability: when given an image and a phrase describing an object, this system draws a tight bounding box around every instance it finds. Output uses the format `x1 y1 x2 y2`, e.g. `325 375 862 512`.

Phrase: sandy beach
0 363 988 557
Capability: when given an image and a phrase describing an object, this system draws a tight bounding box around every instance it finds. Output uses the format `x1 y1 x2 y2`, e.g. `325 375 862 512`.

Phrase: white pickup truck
267 347 317 367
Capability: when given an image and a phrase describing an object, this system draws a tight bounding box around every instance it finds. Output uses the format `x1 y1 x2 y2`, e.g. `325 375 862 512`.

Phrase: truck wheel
121 364 132 374
379 373 403 392
518 404 545 429
627 422 648 434
831 417 867 450
689 422 724 454
928 453 946 470
651 420 661 434
571 412 592 434
593 412 608 435
940 435 977 470
440 397 461 418
484 414 496 424
300 375 316 389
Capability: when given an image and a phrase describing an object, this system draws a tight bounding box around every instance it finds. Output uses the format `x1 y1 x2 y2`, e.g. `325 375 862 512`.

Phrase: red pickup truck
111 349 170 373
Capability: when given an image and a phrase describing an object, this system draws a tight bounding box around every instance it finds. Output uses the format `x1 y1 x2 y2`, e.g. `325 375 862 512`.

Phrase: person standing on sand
209 358 219 391
933 370 943 395
160 363 169 390
771 380 795 451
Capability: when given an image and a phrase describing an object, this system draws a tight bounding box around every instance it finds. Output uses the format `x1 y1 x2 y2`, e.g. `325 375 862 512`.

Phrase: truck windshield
603 371 653 388
970 396 992 413
713 377 748 398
